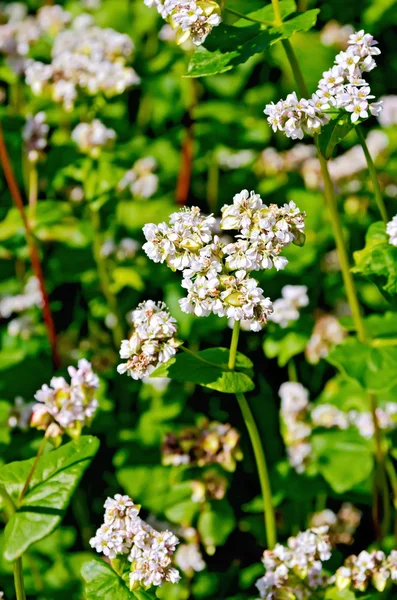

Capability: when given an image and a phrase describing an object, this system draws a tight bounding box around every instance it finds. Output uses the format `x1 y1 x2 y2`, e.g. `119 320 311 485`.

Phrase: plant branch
356 125 388 224
0 122 60 368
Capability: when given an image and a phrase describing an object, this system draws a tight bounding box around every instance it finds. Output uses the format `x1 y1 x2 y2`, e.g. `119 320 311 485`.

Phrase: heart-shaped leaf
353 222 397 297
82 559 153 600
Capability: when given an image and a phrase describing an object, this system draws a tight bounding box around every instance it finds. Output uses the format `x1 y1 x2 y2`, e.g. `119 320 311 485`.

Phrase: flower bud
179 238 202 252
224 292 243 307
292 230 306 247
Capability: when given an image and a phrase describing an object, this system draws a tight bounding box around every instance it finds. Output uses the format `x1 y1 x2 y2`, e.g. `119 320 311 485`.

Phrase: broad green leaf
111 267 145 293
150 347 255 393
116 465 172 514
325 588 357 600
0 436 99 561
117 198 176 232
353 222 397 297
263 329 310 367
186 9 320 77
81 559 135 599
233 0 297 27
197 499 236 547
311 429 374 493
327 337 397 393
318 113 356 159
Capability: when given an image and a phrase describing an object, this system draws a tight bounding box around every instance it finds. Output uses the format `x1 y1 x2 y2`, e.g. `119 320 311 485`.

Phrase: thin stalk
0 122 60 368
28 161 38 226
18 436 47 504
176 79 197 206
270 0 282 25
229 322 277 547
0 486 27 600
356 126 388 224
287 359 297 382
89 206 124 348
371 338 397 347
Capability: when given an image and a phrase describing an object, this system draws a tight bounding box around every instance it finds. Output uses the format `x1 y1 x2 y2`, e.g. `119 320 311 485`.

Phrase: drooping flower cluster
162 420 242 472
309 503 362 546
31 359 99 440
118 157 159 199
72 119 116 157
143 192 306 331
117 301 181 380
305 314 346 364
0 277 43 319
279 382 312 473
144 0 221 47
23 112 49 163
24 12 139 110
269 285 309 328
386 214 397 246
335 549 397 593
90 494 180 589
264 30 383 139
255 527 331 599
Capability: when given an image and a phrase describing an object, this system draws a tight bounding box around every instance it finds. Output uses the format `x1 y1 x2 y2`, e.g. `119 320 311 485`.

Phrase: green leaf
233 0 297 26
81 559 135 599
0 436 99 561
111 267 145 293
325 587 357 600
311 429 374 493
197 499 236 547
263 328 310 367
327 337 397 393
353 222 397 297
150 348 255 393
318 113 356 159
186 9 320 77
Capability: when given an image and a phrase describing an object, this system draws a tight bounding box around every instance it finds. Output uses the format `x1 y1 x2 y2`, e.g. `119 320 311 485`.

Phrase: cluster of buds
279 382 312 473
335 549 397 593
265 30 382 139
22 112 49 163
117 300 181 380
191 469 229 503
72 119 116 157
268 285 309 328
0 277 43 319
305 315 346 364
309 504 362 546
144 0 221 46
143 192 306 331
90 494 180 589
255 527 331 599
31 359 99 441
162 420 242 472
118 157 159 199
386 214 397 246
24 12 139 110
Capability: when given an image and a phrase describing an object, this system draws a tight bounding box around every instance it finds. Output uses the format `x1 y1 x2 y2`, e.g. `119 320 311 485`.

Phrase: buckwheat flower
0 276 43 319
320 21 354 48
36 5 71 35
175 543 206 576
72 120 116 157
306 315 346 364
310 504 362 546
386 215 397 246
269 285 309 328
23 112 49 163
118 157 158 199
378 95 397 126
279 382 312 473
311 404 349 430
117 300 181 380
335 549 397 593
279 382 309 414
31 359 99 439
8 396 34 430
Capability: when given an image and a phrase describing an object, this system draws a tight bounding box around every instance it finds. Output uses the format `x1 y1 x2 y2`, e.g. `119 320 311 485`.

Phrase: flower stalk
18 436 48 504
356 125 388 223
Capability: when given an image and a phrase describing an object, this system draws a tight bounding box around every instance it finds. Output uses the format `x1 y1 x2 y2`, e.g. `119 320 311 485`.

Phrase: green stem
224 7 272 25
287 359 297 382
28 162 38 227
281 39 309 97
270 0 283 26
356 126 388 224
89 206 124 349
229 322 277 547
19 435 47 504
371 338 397 347
0 486 27 600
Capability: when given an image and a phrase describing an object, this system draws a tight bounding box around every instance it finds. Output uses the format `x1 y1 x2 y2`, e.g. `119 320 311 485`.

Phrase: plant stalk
229 321 277 547
0 485 27 600
18 436 48 504
356 125 388 223
28 161 38 226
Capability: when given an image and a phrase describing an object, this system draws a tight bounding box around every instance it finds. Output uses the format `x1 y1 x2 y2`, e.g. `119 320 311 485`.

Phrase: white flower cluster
309 503 362 546
144 0 221 46
320 21 354 48
269 285 309 328
100 237 140 261
23 112 49 163
305 315 346 364
378 95 397 127
8 396 34 431
25 13 139 110
386 214 397 247
217 148 255 170
118 157 159 199
279 382 312 473
311 401 397 439
117 300 181 380
255 527 331 600
0 277 43 319
72 119 116 157
335 549 397 593
143 192 306 331
175 543 206 576
90 494 180 589
31 359 99 439
264 30 383 139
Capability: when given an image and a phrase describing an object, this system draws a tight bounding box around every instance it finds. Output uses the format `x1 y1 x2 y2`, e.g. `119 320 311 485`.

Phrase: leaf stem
0 484 16 517
355 125 388 224
229 321 277 547
18 435 48 504
0 122 60 368
0 486 27 600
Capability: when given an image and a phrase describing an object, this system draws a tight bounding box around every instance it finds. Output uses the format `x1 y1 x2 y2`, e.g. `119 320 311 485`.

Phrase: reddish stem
0 122 60 368
176 114 194 206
